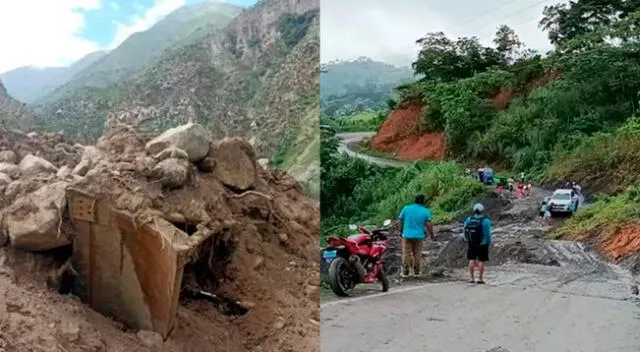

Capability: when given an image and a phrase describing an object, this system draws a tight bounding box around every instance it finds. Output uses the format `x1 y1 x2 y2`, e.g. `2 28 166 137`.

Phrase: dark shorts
467 244 489 262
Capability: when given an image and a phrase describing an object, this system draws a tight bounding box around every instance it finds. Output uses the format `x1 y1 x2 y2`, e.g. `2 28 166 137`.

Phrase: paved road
321 262 640 352
337 132 410 168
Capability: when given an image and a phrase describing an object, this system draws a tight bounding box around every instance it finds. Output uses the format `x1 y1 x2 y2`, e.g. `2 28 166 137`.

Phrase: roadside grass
544 118 640 194
322 110 386 133
354 145 397 159
321 161 484 244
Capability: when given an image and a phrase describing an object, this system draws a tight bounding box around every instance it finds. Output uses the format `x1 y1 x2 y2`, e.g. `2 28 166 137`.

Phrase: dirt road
336 132 409 168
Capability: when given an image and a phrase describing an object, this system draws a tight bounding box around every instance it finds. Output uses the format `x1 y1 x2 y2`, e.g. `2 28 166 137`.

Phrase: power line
457 0 520 27
456 0 555 30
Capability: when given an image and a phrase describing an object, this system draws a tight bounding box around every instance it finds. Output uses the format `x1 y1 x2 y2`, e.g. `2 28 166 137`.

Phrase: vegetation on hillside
320 110 387 133
278 10 317 48
387 1 640 183
320 127 483 240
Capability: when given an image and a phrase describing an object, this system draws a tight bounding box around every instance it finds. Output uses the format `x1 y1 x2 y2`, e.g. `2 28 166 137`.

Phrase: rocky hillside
0 80 38 130
48 2 243 94
32 0 319 195
1 51 107 104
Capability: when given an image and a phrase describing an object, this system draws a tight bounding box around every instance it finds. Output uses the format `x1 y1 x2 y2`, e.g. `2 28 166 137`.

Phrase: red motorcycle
322 220 392 296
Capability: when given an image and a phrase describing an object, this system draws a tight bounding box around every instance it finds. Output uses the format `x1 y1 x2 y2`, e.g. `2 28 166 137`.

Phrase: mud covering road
321 140 640 351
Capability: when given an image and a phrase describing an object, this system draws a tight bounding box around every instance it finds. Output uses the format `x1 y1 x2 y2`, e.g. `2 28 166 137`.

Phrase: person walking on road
464 203 492 284
398 194 434 278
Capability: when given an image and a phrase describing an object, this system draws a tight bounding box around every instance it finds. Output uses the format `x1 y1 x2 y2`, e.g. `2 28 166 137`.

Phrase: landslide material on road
0 122 320 352
370 104 445 161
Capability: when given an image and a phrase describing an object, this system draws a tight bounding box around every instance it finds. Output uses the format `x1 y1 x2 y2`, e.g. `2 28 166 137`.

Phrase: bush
546 118 640 192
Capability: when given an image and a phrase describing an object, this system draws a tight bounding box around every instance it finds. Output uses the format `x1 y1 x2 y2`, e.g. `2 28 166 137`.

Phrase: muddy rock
0 162 19 178
18 154 57 177
57 321 80 342
0 173 10 186
116 162 136 172
136 330 164 349
5 180 24 198
154 146 189 162
258 158 269 167
145 123 212 162
211 138 257 191
151 158 190 189
56 165 72 179
0 150 17 164
5 181 71 251
72 159 91 176
81 146 103 166
195 156 215 173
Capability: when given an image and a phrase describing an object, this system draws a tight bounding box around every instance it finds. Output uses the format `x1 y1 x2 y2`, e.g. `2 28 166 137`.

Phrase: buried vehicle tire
328 257 355 297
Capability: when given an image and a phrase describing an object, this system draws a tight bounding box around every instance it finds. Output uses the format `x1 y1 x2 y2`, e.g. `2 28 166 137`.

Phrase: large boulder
211 138 257 191
0 150 17 164
18 154 57 177
0 173 11 186
4 181 71 251
151 158 190 189
0 162 19 178
145 123 212 162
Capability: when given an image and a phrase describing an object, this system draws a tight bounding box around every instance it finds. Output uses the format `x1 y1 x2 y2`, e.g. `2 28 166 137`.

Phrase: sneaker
476 280 486 284
400 272 409 278
409 269 415 277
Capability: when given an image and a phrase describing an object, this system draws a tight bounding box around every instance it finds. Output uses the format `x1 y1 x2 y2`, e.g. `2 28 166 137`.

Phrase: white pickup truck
549 189 579 215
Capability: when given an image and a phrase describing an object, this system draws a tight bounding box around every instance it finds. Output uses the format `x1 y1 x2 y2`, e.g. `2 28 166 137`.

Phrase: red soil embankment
370 105 445 161
599 223 640 261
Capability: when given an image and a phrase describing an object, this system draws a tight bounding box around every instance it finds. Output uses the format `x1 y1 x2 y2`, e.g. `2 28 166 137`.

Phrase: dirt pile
0 122 320 352
572 222 640 276
369 105 445 161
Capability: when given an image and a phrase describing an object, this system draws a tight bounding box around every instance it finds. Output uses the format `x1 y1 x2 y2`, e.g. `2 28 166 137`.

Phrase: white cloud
109 0 186 49
321 0 563 66
0 0 102 74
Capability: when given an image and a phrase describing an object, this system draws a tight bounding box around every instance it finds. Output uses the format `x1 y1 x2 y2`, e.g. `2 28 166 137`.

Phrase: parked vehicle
321 220 392 296
549 189 578 216
478 168 494 185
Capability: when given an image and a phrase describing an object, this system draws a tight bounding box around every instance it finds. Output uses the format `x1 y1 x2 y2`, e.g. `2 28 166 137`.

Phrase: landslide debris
0 122 320 352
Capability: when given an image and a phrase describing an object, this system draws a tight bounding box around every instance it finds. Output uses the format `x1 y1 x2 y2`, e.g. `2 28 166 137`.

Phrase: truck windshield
552 193 571 201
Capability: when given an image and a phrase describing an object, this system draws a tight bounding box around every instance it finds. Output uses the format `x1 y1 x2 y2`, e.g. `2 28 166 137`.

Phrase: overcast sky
321 0 568 66
0 0 256 74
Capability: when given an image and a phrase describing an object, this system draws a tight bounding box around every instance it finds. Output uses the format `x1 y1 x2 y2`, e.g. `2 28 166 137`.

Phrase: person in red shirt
517 183 524 199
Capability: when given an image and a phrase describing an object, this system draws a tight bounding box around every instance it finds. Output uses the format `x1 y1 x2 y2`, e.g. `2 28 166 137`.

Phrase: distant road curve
336 132 410 168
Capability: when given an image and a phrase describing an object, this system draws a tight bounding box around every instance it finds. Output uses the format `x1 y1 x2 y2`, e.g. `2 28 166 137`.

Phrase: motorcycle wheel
377 270 389 292
328 257 355 297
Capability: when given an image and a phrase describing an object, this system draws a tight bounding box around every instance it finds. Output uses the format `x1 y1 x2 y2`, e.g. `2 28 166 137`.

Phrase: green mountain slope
0 80 38 130
0 51 107 103
58 2 243 91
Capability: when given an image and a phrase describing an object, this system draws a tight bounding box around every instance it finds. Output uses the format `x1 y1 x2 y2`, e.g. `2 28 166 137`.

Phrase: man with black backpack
463 203 493 284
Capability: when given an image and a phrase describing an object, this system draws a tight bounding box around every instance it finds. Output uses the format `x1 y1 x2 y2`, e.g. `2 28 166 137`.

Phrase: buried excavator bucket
65 188 211 338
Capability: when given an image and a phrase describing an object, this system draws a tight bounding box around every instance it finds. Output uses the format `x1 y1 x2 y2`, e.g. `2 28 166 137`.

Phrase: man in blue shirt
398 194 434 277
463 203 492 284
